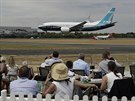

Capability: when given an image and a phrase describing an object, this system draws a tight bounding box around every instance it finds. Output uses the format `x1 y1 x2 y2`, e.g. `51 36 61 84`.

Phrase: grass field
0 38 135 72
0 38 135 50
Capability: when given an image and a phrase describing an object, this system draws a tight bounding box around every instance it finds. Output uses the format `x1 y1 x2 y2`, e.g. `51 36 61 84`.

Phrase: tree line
0 32 134 39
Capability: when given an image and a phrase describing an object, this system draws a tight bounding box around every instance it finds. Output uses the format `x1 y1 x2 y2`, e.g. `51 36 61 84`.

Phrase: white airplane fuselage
93 33 113 40
39 21 115 32
38 8 116 32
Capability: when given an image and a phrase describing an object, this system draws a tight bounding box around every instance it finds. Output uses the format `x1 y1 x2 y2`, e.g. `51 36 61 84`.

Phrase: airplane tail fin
98 8 115 25
92 36 98 40
108 33 113 38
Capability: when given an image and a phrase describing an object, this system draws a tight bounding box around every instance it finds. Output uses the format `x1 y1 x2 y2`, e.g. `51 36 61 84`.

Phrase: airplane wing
70 21 87 31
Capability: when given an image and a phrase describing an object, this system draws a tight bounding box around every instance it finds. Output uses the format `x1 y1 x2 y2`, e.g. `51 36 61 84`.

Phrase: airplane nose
38 25 44 29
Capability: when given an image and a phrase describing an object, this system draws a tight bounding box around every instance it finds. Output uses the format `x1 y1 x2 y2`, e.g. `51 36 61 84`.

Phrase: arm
74 79 98 89
42 83 56 97
0 63 7 75
100 76 108 91
42 71 56 97
85 64 90 76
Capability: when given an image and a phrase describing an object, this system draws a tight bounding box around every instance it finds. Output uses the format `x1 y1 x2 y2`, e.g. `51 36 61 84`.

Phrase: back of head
78 53 85 60
102 51 109 59
66 61 73 69
108 61 116 71
53 51 59 58
19 66 30 78
105 50 110 56
8 56 15 68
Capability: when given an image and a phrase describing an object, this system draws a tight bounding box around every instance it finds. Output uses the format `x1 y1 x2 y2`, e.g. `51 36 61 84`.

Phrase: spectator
4 56 18 81
22 61 34 80
73 53 90 76
47 51 63 66
2 56 18 93
42 63 97 99
0 55 1 63
98 51 121 76
10 66 38 95
105 50 121 66
66 60 75 77
100 61 122 93
0 56 8 90
40 56 50 68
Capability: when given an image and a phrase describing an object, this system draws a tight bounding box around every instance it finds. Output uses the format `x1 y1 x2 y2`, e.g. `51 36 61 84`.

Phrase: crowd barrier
0 90 135 101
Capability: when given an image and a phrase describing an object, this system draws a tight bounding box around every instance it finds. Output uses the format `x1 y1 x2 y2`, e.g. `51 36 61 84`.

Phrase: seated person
100 61 123 93
0 56 8 90
42 63 97 99
66 60 75 77
47 51 63 66
2 56 18 93
73 53 90 76
10 66 38 95
98 51 121 76
22 61 34 80
40 56 50 68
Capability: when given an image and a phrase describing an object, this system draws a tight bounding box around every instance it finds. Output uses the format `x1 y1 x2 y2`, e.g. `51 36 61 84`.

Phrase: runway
0 43 134 55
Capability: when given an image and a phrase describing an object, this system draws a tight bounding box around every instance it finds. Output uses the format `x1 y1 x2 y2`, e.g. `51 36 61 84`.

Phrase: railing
0 90 135 101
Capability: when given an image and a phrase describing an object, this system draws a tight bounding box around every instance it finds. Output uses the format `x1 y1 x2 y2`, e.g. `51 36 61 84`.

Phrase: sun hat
51 63 69 81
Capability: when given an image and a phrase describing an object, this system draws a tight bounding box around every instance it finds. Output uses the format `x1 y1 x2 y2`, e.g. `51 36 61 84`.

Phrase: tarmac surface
0 43 134 55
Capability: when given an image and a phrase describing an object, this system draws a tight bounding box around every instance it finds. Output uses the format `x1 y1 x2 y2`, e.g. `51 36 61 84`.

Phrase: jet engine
61 27 70 32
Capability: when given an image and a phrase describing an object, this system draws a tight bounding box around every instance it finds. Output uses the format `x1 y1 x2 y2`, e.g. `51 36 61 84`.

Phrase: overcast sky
0 0 135 33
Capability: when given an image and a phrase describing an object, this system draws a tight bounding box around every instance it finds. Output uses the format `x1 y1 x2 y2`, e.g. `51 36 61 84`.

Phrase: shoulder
10 79 19 85
99 59 110 64
29 80 37 84
52 81 59 85
117 73 123 78
106 72 113 76
102 75 108 82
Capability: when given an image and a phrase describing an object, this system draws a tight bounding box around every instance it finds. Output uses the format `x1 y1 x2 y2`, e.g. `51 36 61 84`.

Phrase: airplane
92 33 113 40
38 8 117 33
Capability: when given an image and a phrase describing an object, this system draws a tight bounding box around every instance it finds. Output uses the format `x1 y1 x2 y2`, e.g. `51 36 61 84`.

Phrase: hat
1 56 6 61
51 63 69 81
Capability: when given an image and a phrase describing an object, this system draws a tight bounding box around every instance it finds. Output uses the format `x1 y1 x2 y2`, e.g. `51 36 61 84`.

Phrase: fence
0 90 135 101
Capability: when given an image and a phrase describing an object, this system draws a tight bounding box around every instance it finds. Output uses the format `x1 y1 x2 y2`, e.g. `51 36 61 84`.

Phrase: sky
0 0 135 33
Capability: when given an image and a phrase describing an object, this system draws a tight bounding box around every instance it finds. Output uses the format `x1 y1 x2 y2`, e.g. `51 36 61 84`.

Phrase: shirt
73 59 90 76
52 78 75 99
10 78 38 95
106 72 122 92
98 59 110 75
98 59 122 76
40 59 49 68
47 57 63 66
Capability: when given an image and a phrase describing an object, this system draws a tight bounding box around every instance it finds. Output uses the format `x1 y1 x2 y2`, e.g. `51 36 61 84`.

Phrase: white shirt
40 59 50 68
68 70 75 77
6 64 18 76
52 78 75 99
106 72 122 92
73 59 90 76
47 57 63 66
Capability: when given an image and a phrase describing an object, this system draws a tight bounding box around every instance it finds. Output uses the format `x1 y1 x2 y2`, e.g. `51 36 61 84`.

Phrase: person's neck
20 77 28 79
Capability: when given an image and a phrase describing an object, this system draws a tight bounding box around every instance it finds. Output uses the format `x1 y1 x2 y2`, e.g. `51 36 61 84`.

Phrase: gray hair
78 53 85 60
